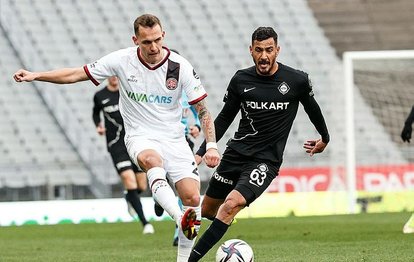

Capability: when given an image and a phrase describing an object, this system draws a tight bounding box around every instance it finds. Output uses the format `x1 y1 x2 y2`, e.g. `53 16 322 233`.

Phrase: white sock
147 167 182 223
177 205 201 262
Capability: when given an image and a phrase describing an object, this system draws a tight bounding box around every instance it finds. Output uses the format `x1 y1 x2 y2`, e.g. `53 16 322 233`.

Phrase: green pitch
0 212 412 261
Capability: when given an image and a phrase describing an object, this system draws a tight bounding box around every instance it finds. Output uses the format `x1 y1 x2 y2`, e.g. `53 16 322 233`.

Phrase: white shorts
125 136 200 184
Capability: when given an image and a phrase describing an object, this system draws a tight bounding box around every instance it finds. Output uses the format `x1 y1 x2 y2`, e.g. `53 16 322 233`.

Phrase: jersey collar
137 46 170 70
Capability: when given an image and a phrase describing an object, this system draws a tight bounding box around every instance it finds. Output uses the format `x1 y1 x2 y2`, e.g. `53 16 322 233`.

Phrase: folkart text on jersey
245 101 289 110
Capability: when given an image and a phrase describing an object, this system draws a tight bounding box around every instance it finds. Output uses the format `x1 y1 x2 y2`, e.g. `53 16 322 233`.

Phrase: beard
256 59 275 75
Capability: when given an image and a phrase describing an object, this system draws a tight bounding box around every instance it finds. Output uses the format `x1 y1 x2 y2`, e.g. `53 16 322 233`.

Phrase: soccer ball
216 239 254 262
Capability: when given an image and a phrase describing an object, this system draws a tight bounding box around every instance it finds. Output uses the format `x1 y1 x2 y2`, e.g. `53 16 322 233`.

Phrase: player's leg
174 177 200 262
403 213 414 233
201 195 225 220
189 158 279 262
126 137 184 226
134 169 147 192
163 138 202 262
138 149 183 224
121 169 153 234
187 172 237 262
110 148 153 234
169 134 194 246
172 198 183 246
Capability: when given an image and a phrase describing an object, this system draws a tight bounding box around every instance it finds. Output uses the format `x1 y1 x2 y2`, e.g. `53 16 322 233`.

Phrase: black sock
188 218 229 262
126 189 148 226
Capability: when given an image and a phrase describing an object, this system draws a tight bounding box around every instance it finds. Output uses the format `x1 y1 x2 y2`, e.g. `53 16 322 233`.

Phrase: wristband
206 142 218 150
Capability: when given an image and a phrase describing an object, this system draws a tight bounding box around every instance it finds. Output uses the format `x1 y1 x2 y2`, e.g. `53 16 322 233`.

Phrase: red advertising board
267 164 414 192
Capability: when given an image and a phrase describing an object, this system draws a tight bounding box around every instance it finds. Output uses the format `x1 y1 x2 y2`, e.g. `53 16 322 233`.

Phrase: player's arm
189 105 201 130
195 91 240 158
401 105 414 143
188 106 201 138
13 67 89 84
92 94 105 136
300 93 330 156
193 99 220 168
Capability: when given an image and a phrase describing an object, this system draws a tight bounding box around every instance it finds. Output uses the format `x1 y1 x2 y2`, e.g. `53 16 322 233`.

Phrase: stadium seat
3 0 408 199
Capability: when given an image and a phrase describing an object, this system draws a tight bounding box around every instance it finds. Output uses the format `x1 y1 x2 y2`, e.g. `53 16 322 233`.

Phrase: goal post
343 50 414 213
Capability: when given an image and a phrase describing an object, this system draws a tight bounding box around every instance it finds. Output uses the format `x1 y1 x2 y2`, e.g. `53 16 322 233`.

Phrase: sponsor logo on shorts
213 172 233 185
249 163 268 187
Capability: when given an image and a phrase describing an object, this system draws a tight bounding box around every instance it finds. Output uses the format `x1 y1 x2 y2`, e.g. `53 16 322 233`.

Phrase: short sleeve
180 61 207 105
83 51 119 86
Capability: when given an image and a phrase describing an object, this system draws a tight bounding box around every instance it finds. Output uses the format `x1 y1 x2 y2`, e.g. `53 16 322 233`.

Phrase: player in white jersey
13 14 220 262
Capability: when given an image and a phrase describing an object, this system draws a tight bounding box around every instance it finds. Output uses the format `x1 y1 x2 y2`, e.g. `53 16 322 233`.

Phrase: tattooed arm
193 99 220 168
195 89 240 158
194 99 216 143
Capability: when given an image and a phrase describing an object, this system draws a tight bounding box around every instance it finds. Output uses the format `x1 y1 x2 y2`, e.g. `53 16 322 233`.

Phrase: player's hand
96 125 106 136
195 154 203 165
189 125 200 138
13 69 37 82
203 149 220 168
401 124 412 143
303 139 327 156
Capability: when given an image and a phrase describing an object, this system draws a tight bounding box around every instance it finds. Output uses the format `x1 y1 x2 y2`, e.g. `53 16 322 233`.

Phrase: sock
177 205 201 262
188 218 229 262
125 189 148 226
147 167 182 224
173 198 184 240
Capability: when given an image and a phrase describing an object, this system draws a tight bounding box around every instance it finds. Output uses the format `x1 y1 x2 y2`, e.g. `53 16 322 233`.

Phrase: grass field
0 212 413 261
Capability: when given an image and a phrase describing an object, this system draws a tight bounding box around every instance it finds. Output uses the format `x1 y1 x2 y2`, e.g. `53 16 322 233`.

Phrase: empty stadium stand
308 0 414 56
0 0 412 201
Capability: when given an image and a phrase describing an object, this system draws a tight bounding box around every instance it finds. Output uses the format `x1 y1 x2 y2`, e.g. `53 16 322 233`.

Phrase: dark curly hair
252 27 278 44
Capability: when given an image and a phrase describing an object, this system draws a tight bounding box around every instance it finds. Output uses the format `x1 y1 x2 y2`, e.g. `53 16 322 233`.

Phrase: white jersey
84 47 207 140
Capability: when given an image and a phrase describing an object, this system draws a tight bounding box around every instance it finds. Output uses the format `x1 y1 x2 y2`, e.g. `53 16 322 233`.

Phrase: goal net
344 50 414 213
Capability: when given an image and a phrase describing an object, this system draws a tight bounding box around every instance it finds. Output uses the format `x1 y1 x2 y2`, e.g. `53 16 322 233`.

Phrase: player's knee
180 193 200 207
137 153 162 170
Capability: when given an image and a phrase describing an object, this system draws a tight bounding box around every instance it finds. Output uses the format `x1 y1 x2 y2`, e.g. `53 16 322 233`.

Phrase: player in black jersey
401 105 414 233
401 105 414 143
93 76 154 234
188 27 330 261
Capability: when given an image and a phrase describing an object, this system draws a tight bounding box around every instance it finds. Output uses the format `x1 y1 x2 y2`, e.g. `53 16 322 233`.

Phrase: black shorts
205 147 280 205
109 145 142 175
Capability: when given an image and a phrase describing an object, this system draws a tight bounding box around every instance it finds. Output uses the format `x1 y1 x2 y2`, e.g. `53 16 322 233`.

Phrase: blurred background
0 0 413 220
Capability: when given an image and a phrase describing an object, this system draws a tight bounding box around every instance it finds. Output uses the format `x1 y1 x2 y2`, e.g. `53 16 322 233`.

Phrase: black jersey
92 86 124 150
197 63 329 164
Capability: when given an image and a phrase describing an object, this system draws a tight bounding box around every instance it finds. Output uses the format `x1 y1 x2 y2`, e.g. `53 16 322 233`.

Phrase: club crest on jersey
278 82 290 95
166 77 178 90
